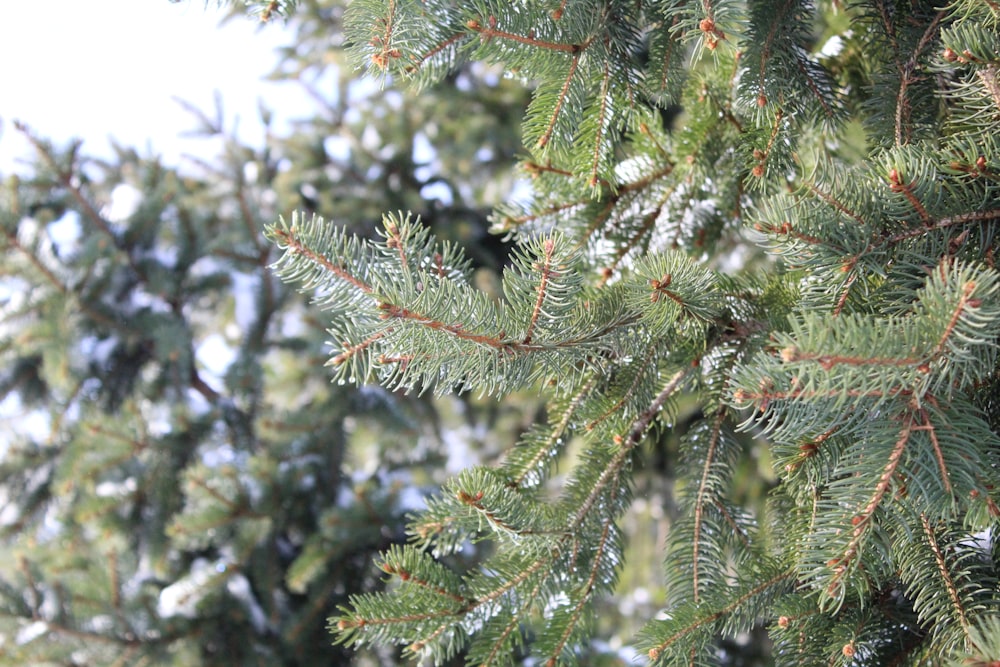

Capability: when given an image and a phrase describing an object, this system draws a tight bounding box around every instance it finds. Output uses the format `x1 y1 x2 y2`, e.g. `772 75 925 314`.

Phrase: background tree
262 0 1000 665
0 1 532 664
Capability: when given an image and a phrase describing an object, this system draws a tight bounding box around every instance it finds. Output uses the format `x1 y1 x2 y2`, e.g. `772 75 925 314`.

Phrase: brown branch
753 0 792 108
915 407 952 496
4 228 121 331
888 169 931 224
379 562 473 606
794 52 834 119
782 348 921 370
331 331 388 366
466 19 584 53
656 17 681 96
732 384 910 412
369 0 402 70
538 51 582 149
586 348 656 430
456 490 522 534
692 409 726 603
828 415 913 595
932 278 976 357
259 0 279 22
338 606 462 630
379 303 511 349
920 514 971 639
588 59 613 188
479 576 547 665
524 238 557 344
751 109 784 179
14 121 118 243
572 369 689 529
886 208 1000 244
270 226 373 294
893 11 946 147
405 33 465 73
804 181 866 226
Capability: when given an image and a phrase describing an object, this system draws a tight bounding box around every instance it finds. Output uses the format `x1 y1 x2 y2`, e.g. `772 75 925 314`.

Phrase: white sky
0 0 305 173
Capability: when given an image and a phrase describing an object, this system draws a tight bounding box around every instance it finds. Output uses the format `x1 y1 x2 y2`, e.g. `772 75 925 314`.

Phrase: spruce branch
919 514 972 641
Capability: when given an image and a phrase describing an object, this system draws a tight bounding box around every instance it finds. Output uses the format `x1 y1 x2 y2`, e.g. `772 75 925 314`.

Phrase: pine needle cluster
265 0 1000 664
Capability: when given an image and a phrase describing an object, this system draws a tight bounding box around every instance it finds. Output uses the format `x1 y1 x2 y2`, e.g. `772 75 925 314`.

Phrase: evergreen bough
262 0 1000 664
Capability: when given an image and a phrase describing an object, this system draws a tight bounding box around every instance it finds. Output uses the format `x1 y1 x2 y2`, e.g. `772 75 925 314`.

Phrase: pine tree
260 0 1000 665
0 2 527 665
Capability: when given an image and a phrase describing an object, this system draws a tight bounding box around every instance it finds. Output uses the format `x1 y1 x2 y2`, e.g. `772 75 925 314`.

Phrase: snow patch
15 620 48 645
157 558 226 618
103 183 143 224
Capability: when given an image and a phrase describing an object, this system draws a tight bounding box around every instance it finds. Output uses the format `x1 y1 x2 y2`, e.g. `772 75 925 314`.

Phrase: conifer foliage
0 2 526 664
264 0 1000 664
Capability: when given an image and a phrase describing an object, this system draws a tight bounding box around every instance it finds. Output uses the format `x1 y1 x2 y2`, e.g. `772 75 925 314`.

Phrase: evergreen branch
752 0 794 109
466 18 585 53
269 225 374 294
919 513 972 640
780 347 921 370
588 60 613 188
3 228 121 332
692 408 726 603
888 168 932 224
544 517 615 667
827 413 913 598
803 181 867 227
523 238 556 345
931 275 977 358
915 407 952 495
405 33 467 73
506 375 597 488
13 121 119 246
586 347 657 430
331 331 388 366
893 10 946 147
474 576 548 666
646 569 795 660
570 367 687 535
537 51 582 149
